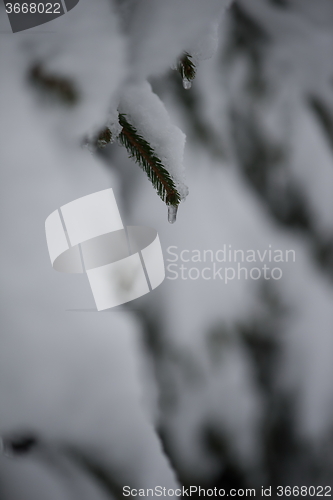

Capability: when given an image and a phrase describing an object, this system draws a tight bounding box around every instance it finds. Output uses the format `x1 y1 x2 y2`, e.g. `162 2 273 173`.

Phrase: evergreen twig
118 114 181 206
177 52 196 83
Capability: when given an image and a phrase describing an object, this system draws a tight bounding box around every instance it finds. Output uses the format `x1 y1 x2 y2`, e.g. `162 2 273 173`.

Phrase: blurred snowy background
1 0 333 498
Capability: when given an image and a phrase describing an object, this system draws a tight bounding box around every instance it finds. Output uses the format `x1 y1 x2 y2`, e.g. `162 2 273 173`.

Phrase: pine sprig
177 52 196 83
118 114 181 206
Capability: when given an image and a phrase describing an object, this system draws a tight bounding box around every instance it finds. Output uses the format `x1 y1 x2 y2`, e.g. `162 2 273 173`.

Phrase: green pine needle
118 114 181 206
177 52 196 83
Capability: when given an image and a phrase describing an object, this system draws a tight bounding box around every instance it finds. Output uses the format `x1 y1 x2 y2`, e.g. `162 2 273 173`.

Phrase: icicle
168 205 178 224
182 78 192 90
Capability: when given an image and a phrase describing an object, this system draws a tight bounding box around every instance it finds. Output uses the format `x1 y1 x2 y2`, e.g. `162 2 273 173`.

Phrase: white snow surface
126 0 230 78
